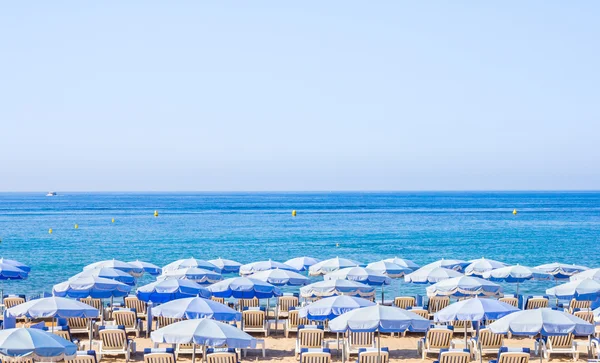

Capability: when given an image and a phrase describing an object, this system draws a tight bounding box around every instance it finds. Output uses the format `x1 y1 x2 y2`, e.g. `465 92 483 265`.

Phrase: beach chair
113 308 142 337
79 298 104 319
428 296 450 318
96 325 135 362
156 316 182 329
357 347 389 363
71 350 98 363
278 295 299 319
573 308 594 324
67 317 92 336
490 347 530 363
295 325 324 358
175 344 203 360
43 326 79 348
394 296 416 309
499 296 519 308
299 348 331 363
207 348 239 363
449 320 475 335
433 349 470 363
286 308 310 338
535 334 579 361
144 348 176 363
408 307 429 320
238 298 259 311
3 295 25 309
469 328 504 360
124 296 147 320
524 296 548 310
242 307 269 336
345 331 377 357
211 296 226 304
417 326 454 359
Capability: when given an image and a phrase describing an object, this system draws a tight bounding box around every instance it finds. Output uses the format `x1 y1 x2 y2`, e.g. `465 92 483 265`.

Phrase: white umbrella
382 257 420 270
483 265 551 296
404 266 462 284
535 263 589 280
207 258 242 274
420 259 468 272
239 260 297 276
569 268 600 282
163 258 221 273
158 268 223 285
127 260 162 276
248 269 309 286
151 297 241 321
546 279 600 301
300 280 375 299
464 258 507 277
0 328 77 362
84 259 143 277
365 261 412 278
308 257 362 276
426 276 503 298
284 257 321 272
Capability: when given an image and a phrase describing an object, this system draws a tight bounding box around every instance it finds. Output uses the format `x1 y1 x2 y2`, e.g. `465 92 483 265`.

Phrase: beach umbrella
365 261 413 278
382 257 420 271
300 280 375 299
151 318 256 362
421 258 468 272
208 258 242 274
151 297 241 321
426 276 503 298
248 269 309 286
6 296 98 319
483 265 551 295
546 279 600 301
158 268 223 285
0 262 28 280
569 268 600 282
404 266 462 284
308 257 362 276
464 258 507 277
71 267 137 286
137 279 211 303
239 260 298 276
284 257 321 272
0 328 77 362
0 258 31 273
52 276 131 299
488 308 594 363
298 295 375 321
207 277 281 299
128 260 162 276
84 259 143 277
535 263 589 280
163 258 221 273
324 267 392 286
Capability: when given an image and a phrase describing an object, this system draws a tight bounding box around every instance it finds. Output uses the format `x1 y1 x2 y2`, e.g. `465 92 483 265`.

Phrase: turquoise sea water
0 192 599 298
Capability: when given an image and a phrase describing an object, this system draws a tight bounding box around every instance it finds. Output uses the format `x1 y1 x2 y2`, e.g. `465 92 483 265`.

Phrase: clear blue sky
1 2 598 191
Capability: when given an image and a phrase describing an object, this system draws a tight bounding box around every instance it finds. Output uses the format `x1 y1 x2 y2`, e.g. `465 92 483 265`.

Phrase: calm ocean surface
0 192 599 298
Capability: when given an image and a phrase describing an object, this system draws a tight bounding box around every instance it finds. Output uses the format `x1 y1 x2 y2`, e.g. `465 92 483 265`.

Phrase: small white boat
46 192 57 197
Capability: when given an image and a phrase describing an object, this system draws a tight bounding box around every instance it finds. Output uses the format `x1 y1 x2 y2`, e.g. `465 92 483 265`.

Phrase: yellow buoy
74 224 78 229
154 210 159 217
48 228 53 234
336 243 340 247
292 210 297 217
111 218 115 223
513 209 517 215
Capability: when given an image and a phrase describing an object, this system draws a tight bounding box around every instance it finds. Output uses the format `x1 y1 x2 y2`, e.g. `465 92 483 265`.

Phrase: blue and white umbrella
365 261 413 278
483 265 551 295
426 276 503 298
248 269 309 286
546 279 600 301
0 328 77 361
6 296 98 319
207 277 281 299
137 279 211 303
298 295 375 321
0 258 31 273
71 267 137 286
382 257 420 271
163 258 221 273
128 260 162 276
569 268 600 282
324 267 391 286
329 305 430 333
421 259 469 272
151 297 241 321
464 258 507 277
535 263 589 280
593 307 600 322
158 268 223 285
53 276 131 299
284 257 321 272
489 308 594 336
308 257 362 276
239 260 297 276
0 262 28 280
84 259 144 277
299 280 375 299
151 318 256 349
208 258 242 274
404 266 462 284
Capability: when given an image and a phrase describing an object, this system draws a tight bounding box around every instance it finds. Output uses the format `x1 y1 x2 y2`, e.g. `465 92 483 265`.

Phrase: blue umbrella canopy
52 276 131 299
366 261 413 278
137 279 211 303
158 268 223 285
6 297 98 319
0 328 77 361
324 267 391 286
464 258 507 277
426 276 503 298
298 295 375 321
151 318 256 348
421 259 469 272
382 257 420 271
248 269 309 286
0 262 28 280
207 277 281 299
0 258 31 273
308 257 362 276
546 279 600 301
208 258 242 274
239 260 298 276
84 259 143 277
535 263 589 280
569 268 600 282
284 257 321 272
404 266 462 284
434 298 519 323
71 267 136 286
329 305 430 333
488 308 594 336
299 280 375 299
163 258 221 273
127 260 162 276
151 297 241 321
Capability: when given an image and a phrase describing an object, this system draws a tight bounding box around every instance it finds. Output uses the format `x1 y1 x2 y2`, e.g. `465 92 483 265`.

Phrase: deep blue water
0 192 599 297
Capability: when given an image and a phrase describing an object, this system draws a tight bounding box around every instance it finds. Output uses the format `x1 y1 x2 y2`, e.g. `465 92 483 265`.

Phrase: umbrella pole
538 332 543 363
89 319 93 350
377 331 381 363
336 332 340 359
381 286 384 305
464 323 467 348
192 344 196 363
52 317 55 333
476 321 482 363
516 282 519 297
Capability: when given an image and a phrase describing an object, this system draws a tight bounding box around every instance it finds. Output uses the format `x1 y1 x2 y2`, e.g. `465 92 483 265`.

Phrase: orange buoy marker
48 228 53 234
74 224 78 229
292 210 297 217
513 209 517 215
154 210 159 217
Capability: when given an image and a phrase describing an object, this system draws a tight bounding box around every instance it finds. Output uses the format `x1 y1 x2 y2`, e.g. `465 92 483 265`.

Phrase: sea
0 192 599 299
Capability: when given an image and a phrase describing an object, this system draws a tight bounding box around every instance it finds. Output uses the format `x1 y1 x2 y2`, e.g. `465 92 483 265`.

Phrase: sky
1 1 599 191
